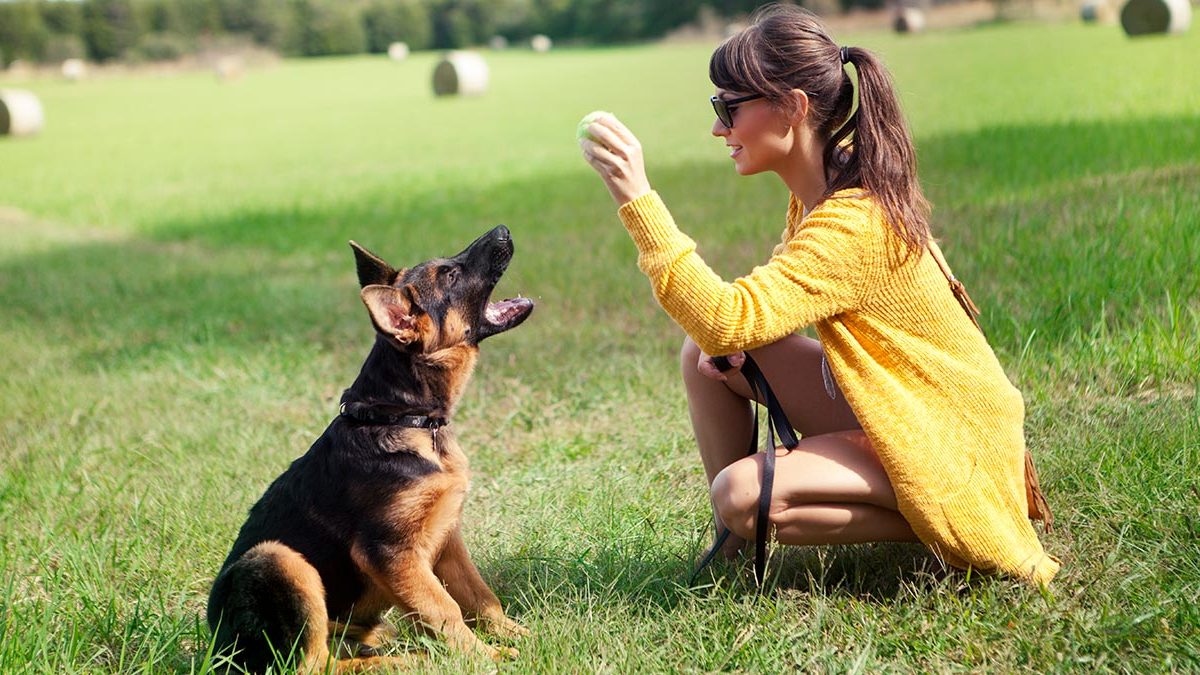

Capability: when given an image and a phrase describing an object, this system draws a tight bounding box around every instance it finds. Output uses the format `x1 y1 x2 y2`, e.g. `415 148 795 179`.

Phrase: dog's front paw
481 611 530 639
489 645 520 661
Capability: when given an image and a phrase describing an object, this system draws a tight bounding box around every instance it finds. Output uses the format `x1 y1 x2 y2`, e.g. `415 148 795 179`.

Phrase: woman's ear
788 89 811 127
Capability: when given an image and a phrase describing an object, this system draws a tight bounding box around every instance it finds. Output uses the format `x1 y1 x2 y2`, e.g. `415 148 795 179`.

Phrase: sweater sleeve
617 190 878 356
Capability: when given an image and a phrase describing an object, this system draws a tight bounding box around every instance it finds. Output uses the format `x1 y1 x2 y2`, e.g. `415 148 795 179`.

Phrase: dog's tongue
485 298 530 325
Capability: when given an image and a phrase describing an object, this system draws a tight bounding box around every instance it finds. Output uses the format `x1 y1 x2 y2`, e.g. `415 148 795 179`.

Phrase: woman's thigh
722 334 860 437
715 430 898 516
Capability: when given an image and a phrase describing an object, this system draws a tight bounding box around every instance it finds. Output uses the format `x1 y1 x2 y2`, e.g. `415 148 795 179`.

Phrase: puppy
207 226 534 673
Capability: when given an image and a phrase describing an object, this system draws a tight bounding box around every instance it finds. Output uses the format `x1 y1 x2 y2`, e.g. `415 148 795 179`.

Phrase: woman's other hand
698 350 745 382
578 113 652 206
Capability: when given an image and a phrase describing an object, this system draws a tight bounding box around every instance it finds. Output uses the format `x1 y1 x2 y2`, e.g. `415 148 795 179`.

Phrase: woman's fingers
727 352 746 369
586 120 631 158
579 138 623 176
595 113 639 146
697 356 727 382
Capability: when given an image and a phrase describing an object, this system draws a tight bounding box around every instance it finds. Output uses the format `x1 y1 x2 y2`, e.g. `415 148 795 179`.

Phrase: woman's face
711 89 796 176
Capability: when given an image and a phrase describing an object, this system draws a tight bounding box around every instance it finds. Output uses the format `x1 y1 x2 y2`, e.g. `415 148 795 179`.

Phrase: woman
579 4 1058 585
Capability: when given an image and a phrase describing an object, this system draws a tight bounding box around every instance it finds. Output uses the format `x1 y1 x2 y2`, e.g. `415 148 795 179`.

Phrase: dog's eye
437 265 458 284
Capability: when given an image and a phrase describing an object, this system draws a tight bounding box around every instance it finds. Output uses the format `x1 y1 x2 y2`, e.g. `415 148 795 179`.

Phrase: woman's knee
680 336 701 377
711 458 761 539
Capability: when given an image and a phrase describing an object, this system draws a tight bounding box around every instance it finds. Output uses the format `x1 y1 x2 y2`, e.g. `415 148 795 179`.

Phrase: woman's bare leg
711 430 917 546
681 334 862 558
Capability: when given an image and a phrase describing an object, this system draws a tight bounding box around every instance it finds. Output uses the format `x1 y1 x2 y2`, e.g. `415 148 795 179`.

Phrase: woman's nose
712 118 730 137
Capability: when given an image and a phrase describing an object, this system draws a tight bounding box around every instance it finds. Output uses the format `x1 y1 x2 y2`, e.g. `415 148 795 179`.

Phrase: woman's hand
578 113 652 206
698 350 746 382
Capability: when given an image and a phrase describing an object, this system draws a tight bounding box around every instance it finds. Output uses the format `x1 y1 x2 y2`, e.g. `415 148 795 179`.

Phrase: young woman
579 4 1058 585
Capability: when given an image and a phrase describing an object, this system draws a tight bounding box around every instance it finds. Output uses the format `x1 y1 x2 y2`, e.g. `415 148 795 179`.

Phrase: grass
1 19 1198 673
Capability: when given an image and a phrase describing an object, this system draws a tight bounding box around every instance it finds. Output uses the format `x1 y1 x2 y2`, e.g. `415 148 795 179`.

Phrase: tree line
0 0 884 66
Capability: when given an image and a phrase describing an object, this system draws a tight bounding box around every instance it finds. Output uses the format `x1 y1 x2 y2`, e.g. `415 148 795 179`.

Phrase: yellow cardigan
617 189 1060 586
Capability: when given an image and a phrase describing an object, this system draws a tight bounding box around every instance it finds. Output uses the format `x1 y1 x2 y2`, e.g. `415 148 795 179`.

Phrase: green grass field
2 19 1198 673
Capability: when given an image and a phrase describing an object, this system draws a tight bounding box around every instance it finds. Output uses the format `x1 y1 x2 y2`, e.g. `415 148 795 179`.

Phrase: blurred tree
571 0 646 42
363 0 432 52
174 0 222 36
0 0 906 66
41 1 86 37
642 0 704 37
290 0 366 56
140 0 184 33
431 2 474 48
83 0 141 62
0 2 50 64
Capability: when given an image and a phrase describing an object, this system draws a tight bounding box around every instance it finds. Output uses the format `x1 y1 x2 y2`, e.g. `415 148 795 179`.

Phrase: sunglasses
711 93 764 129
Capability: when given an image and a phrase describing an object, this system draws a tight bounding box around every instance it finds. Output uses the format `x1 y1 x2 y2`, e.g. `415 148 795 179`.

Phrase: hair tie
840 46 850 65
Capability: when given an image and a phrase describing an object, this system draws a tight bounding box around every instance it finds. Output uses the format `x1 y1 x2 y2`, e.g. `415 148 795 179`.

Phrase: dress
617 189 1060 585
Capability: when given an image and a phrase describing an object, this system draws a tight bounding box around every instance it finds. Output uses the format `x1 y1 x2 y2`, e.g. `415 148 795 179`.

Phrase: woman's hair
710 3 930 252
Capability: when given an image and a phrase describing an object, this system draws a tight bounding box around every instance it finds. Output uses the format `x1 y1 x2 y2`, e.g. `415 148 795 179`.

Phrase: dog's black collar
339 401 448 430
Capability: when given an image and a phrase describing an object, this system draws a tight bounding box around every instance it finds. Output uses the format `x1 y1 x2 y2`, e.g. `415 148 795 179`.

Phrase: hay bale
489 35 509 50
530 34 552 52
432 51 489 97
387 42 410 61
894 7 927 32
61 58 87 81
0 89 45 137
1120 0 1192 34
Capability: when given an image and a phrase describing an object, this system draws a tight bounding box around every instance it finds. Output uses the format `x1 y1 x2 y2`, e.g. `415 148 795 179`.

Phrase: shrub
44 34 88 63
137 31 191 61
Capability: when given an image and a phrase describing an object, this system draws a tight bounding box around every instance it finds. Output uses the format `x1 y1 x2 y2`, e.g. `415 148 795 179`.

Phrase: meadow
1 19 1198 672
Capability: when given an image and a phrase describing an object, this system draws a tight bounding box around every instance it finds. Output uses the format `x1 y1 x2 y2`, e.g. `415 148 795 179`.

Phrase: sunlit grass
1 19 1198 673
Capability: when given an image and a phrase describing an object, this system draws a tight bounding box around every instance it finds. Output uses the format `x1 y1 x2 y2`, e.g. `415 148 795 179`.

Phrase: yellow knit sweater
617 189 1060 586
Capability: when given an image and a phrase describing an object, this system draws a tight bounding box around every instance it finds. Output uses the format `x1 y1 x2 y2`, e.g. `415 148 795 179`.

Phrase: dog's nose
492 225 510 243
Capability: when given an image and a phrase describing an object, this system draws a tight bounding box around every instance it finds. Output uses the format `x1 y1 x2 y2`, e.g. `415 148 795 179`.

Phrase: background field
2 20 1198 673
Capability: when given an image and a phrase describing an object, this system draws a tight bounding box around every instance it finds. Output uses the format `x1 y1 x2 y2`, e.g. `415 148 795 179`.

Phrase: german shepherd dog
207 226 534 673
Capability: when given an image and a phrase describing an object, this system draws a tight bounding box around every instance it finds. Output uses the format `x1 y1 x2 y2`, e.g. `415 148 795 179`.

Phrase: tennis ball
576 110 612 142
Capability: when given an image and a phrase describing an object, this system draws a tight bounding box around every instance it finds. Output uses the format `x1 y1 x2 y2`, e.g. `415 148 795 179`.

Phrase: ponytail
826 47 931 253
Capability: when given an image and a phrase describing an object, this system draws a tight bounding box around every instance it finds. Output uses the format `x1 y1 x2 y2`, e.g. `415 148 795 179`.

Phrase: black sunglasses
711 93 764 129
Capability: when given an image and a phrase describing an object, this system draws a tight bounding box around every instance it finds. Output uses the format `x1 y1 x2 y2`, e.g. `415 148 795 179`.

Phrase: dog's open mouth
483 296 534 333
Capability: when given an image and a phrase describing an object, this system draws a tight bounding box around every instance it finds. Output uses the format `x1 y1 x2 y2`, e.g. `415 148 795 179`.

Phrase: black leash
690 353 799 587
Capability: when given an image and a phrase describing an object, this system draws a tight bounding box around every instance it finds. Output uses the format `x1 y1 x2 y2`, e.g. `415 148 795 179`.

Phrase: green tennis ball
576 110 611 142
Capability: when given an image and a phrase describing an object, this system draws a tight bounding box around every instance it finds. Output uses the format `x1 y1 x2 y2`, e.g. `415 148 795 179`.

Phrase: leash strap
691 353 800 587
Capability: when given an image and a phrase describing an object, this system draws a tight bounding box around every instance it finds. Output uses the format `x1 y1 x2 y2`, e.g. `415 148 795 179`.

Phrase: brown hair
710 3 930 252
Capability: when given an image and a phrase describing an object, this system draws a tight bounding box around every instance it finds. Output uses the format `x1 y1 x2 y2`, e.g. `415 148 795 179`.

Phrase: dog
206 226 534 673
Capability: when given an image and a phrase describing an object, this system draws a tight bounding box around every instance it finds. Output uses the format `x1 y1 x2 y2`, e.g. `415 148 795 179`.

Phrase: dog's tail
207 541 330 674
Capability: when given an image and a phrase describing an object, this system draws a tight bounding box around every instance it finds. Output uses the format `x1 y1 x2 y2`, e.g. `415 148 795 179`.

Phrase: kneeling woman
579 4 1057 585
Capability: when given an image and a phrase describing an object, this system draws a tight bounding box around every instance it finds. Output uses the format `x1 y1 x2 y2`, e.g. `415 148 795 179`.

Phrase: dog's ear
349 240 398 288
361 284 426 347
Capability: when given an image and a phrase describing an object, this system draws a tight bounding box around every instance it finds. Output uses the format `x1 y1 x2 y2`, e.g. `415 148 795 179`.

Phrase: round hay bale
1120 0 1191 34
432 51 489 97
387 42 410 61
894 7 927 32
61 58 87 81
489 35 509 50
530 34 552 52
0 89 45 137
